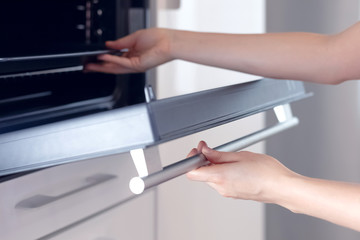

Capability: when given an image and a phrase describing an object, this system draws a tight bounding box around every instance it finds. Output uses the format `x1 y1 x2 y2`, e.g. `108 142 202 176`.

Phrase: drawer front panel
47 191 155 240
0 147 161 240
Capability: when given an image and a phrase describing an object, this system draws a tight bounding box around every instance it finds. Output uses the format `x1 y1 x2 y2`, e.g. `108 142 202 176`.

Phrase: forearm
169 30 345 84
274 175 360 231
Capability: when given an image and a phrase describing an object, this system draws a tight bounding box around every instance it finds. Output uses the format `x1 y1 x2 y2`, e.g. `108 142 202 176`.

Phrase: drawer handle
130 105 298 194
15 173 117 209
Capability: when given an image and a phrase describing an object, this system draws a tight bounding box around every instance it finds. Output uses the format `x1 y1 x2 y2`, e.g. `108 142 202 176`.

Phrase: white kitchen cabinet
0 150 160 240
152 1 266 239
48 191 156 240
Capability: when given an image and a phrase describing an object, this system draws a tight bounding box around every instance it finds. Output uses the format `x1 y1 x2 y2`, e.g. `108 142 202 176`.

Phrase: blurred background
266 0 360 239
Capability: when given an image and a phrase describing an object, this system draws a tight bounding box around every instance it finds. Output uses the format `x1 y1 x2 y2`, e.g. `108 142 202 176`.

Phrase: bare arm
186 142 360 232
279 175 360 231
85 22 360 84
171 30 347 84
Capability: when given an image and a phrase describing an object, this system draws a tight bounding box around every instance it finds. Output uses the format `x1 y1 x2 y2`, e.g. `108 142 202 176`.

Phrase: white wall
266 1 360 239
154 0 265 99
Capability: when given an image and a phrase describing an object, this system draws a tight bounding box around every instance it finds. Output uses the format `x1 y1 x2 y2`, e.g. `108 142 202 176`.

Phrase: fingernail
186 170 197 177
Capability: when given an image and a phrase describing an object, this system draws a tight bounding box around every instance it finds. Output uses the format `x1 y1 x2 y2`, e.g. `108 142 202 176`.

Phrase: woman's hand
187 141 360 231
186 141 297 203
85 28 175 74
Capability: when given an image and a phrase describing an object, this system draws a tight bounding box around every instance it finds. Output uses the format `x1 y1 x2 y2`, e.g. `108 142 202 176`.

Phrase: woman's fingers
84 54 140 74
186 141 239 182
187 148 199 158
97 54 136 70
84 62 122 74
186 141 208 158
201 145 239 164
197 140 207 152
105 31 139 50
186 163 225 183
85 29 174 74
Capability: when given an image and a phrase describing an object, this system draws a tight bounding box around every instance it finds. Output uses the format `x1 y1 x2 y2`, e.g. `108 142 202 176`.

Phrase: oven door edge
0 103 155 177
0 78 310 177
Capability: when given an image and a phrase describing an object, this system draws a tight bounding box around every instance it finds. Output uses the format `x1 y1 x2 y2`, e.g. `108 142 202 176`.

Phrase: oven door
0 78 310 178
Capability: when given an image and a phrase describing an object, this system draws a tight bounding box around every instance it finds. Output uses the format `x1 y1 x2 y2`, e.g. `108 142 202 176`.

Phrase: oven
0 1 310 239
0 0 146 135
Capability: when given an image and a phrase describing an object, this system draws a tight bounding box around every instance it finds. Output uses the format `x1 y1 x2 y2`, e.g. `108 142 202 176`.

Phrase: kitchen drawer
0 148 161 240
47 191 156 240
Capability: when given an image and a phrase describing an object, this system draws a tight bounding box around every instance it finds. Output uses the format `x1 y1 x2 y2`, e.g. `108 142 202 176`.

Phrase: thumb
201 145 237 164
106 32 138 50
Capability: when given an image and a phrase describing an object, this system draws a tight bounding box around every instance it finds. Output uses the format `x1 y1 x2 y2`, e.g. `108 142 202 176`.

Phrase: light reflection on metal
274 104 293 123
130 148 149 178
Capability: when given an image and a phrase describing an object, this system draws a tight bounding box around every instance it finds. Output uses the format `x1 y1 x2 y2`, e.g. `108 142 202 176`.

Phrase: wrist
167 29 183 60
271 174 309 213
262 172 304 210
168 29 201 61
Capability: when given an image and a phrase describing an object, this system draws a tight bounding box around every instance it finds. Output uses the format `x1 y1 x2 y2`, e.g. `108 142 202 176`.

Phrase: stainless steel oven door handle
129 115 299 195
15 173 117 209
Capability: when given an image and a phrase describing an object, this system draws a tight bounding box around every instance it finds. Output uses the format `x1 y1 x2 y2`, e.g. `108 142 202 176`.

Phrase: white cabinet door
0 148 161 240
48 191 156 240
152 1 265 239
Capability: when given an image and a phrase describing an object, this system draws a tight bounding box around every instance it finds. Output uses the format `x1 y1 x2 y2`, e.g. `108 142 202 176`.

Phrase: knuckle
218 189 231 198
131 58 146 72
208 173 224 185
222 193 232 198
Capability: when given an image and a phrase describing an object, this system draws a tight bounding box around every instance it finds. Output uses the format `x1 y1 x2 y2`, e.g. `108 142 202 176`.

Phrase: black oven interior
0 0 128 58
0 0 147 134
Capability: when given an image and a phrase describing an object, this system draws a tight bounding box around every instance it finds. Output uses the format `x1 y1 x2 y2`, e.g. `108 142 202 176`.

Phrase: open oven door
0 78 310 181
